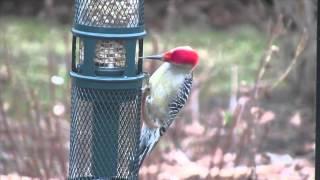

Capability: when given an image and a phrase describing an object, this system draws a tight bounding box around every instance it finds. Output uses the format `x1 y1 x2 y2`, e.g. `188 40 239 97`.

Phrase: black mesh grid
74 0 144 28
69 83 141 179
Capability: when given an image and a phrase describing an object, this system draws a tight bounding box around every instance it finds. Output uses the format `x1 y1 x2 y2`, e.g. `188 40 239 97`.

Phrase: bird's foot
142 72 151 94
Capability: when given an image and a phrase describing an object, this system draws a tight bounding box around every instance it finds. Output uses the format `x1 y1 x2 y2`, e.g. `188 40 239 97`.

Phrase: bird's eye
159 127 166 136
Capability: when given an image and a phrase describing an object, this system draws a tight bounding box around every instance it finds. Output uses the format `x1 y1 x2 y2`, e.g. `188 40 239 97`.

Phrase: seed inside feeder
95 40 126 69
76 0 140 28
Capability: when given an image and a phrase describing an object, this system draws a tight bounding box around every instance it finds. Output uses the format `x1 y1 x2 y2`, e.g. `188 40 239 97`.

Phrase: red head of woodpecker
142 46 199 70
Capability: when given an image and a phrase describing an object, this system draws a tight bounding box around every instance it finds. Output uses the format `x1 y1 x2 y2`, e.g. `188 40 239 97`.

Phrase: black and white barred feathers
166 73 193 129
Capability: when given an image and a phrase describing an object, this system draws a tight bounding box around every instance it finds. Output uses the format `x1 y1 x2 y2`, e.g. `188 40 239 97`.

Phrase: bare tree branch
269 30 308 91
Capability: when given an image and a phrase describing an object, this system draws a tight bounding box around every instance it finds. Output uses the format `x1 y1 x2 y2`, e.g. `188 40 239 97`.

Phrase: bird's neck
165 62 192 74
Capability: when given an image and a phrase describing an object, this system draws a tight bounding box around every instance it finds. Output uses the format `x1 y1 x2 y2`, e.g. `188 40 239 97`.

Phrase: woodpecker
138 46 199 168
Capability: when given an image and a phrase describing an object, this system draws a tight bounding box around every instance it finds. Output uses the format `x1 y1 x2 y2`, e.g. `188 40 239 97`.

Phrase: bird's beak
140 54 163 61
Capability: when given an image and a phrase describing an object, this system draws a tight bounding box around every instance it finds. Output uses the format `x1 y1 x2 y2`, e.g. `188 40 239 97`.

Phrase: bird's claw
144 72 150 84
142 72 151 94
142 86 151 95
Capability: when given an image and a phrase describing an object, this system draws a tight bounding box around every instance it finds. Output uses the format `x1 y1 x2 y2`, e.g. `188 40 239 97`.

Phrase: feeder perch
68 0 146 179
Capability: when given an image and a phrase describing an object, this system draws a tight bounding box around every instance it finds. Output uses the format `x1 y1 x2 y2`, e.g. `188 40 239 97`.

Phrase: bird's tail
137 125 161 168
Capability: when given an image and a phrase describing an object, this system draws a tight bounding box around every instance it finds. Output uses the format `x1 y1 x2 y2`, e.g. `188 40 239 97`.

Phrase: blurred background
0 0 316 179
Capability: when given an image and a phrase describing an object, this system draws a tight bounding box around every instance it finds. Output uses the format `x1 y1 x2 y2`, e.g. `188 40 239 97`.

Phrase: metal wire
74 0 143 28
71 1 144 179
74 0 144 71
77 40 126 70
69 84 141 179
95 40 126 69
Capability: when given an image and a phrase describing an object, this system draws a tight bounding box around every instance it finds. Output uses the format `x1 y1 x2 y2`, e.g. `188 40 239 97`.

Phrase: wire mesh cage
74 0 143 28
74 38 141 76
69 0 146 179
77 39 127 71
72 0 145 76
94 40 126 69
69 84 141 179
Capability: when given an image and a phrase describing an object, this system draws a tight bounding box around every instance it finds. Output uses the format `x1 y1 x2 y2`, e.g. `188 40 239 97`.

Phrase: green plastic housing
68 0 146 179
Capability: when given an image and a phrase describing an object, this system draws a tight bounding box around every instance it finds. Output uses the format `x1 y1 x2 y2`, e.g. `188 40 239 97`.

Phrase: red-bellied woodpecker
138 46 199 168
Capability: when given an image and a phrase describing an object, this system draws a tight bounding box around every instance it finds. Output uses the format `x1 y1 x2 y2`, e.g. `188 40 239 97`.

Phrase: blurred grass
0 17 70 119
0 16 266 118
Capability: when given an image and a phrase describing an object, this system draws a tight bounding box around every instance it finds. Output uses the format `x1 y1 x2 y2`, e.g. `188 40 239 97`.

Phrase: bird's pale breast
148 63 189 125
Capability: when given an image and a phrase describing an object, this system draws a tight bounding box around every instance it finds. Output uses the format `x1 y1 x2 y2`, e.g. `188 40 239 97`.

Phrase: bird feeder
69 0 145 179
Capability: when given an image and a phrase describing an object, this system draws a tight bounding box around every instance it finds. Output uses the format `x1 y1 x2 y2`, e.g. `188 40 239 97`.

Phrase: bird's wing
165 73 193 129
137 73 193 169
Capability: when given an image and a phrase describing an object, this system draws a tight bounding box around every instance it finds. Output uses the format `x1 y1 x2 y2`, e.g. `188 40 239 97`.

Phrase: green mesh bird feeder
69 0 145 179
